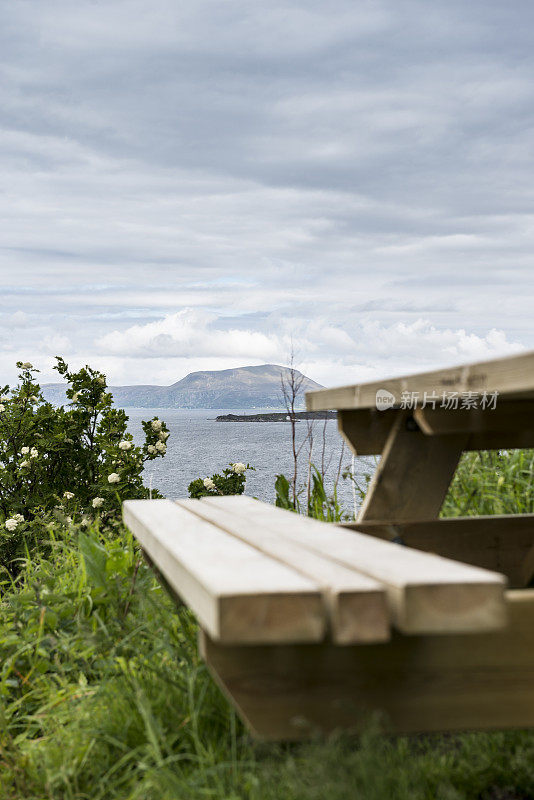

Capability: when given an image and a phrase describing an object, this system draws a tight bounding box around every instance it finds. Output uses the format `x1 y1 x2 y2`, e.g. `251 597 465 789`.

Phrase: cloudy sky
1 0 533 388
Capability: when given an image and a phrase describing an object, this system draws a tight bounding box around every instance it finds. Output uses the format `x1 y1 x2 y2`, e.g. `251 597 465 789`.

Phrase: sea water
125 408 376 516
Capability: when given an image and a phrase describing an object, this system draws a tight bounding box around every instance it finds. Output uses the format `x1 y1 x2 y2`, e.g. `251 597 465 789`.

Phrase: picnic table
123 350 534 740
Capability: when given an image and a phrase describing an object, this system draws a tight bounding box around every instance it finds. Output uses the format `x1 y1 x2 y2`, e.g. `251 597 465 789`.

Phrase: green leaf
274 474 293 509
79 532 108 589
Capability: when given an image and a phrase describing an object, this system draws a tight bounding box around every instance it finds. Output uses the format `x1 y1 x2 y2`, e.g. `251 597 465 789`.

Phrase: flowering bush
188 462 253 499
0 358 169 570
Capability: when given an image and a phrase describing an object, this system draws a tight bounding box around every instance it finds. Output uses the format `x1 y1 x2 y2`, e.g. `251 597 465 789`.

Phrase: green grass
1 450 534 799
442 449 534 517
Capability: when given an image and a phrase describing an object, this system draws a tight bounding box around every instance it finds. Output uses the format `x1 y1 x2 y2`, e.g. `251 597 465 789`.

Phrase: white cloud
349 320 524 363
96 309 281 361
1 311 28 327
43 333 71 352
297 320 524 385
89 309 525 388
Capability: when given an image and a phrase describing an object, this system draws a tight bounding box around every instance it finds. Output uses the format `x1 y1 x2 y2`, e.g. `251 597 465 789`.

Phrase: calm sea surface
125 408 375 515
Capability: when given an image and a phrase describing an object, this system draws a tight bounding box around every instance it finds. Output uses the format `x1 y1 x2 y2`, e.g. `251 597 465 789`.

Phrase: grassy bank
1 450 534 799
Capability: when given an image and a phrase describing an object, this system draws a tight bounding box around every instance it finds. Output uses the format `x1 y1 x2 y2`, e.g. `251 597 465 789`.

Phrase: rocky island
216 411 337 422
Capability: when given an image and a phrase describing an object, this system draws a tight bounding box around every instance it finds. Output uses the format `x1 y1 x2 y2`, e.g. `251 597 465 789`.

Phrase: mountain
41 364 323 409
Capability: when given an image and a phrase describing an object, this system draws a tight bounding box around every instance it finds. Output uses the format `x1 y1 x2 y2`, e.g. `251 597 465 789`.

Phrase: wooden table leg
357 412 468 522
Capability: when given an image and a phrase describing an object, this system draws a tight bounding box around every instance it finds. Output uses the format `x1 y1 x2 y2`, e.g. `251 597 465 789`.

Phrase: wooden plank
306 349 534 411
200 590 534 740
337 407 534 455
176 498 389 645
337 408 396 455
202 496 507 634
466 430 534 451
357 412 467 521
414 400 534 436
521 543 534 587
343 514 534 589
123 499 326 644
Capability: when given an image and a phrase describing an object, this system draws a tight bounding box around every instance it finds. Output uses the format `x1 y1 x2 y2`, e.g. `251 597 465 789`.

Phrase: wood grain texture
414 400 534 436
356 412 467 521
337 408 396 455
343 514 534 589
202 496 507 635
521 542 534 587
306 349 534 411
176 498 389 644
200 590 534 740
123 499 326 644
337 407 534 455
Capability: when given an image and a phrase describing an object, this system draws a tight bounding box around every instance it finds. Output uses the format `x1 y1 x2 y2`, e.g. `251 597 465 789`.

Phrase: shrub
0 358 169 571
188 462 253 499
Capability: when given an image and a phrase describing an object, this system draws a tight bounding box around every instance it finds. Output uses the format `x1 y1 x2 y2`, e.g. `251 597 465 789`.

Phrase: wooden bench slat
123 499 326 644
203 496 507 635
176 498 390 645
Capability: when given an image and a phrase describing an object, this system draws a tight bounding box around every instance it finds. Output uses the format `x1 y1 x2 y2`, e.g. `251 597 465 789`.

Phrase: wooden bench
123 350 534 740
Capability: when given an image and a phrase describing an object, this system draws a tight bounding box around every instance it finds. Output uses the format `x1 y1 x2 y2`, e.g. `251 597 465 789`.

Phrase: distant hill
41 364 323 409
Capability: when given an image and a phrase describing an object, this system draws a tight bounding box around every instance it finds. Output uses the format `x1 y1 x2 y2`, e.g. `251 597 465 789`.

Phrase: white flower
232 462 247 475
21 362 32 369
147 444 156 454
20 460 30 468
92 497 104 508
30 395 38 402
0 405 5 413
63 491 74 500
119 440 132 450
203 477 216 491
0 396 8 402
151 419 162 432
21 446 30 455
5 518 18 531
30 447 38 458
97 376 106 385
65 516 72 524
158 430 169 441
80 516 91 527
14 514 24 522
107 472 120 484
72 392 80 402
155 441 166 453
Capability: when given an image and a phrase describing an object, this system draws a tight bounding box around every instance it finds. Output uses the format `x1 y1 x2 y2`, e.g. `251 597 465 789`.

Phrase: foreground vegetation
2 504 534 799
1 361 534 798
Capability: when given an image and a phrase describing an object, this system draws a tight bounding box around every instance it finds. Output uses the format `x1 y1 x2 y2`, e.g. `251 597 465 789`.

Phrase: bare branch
279 347 306 508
